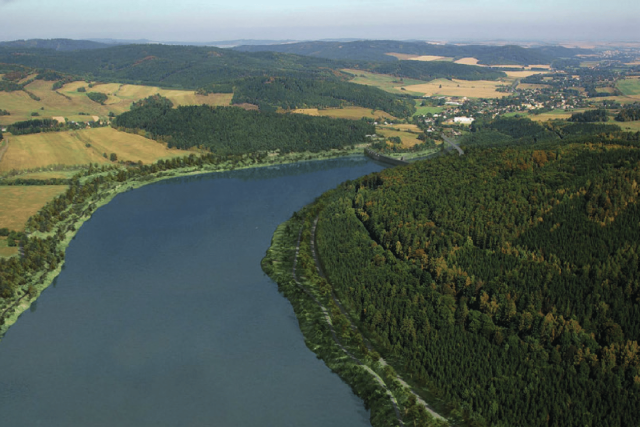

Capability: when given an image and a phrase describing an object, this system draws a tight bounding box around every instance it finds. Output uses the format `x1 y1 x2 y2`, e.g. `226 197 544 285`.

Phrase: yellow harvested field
377 127 422 148
529 112 574 121
0 127 190 172
0 80 232 125
0 185 69 231
385 53 419 60
504 70 547 79
408 55 451 62
58 82 234 115
52 116 66 124
492 64 552 70
455 57 481 65
291 107 396 120
403 78 508 98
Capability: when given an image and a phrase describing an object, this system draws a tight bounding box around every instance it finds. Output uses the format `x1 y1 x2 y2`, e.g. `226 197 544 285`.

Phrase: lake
0 157 385 427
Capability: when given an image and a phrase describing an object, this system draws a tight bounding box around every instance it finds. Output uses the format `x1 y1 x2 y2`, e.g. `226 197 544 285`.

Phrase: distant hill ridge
0 38 113 51
234 40 591 65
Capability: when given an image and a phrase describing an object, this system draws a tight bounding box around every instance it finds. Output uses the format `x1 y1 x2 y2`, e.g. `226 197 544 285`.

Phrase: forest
363 61 506 82
0 43 509 94
234 40 588 65
113 95 375 154
616 106 640 122
308 118 640 426
231 76 416 116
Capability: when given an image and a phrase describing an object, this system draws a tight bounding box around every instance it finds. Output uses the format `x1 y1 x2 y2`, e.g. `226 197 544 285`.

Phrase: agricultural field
291 107 397 120
385 53 453 61
454 57 480 65
0 79 233 125
408 55 452 62
504 70 547 79
527 108 591 122
617 77 640 97
492 64 551 70
0 185 68 231
0 127 191 172
342 69 429 94
413 101 444 116
377 125 423 148
403 78 508 98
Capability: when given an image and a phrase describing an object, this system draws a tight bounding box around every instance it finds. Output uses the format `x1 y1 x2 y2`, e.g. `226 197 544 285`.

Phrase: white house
454 117 474 125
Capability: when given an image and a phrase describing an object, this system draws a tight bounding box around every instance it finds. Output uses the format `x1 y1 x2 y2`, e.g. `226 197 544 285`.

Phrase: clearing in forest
454 57 481 65
342 69 429 94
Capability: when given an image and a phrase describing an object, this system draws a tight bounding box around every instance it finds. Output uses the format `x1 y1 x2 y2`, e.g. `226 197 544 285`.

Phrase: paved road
441 133 464 156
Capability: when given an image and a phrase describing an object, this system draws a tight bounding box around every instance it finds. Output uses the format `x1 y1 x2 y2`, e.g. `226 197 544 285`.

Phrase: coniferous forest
309 122 640 426
113 96 375 154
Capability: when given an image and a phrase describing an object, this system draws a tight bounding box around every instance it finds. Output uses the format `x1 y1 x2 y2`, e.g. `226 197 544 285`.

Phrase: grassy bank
262 203 448 427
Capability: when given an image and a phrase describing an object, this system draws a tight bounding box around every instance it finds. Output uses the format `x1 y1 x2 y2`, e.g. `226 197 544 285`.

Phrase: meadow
0 237 18 258
342 69 429 95
413 101 444 116
291 107 396 120
402 78 508 98
616 77 640 98
0 185 69 231
0 127 190 172
377 125 423 148
0 78 233 125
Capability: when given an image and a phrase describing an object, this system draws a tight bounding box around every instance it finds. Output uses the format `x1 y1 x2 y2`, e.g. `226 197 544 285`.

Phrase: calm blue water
0 157 385 427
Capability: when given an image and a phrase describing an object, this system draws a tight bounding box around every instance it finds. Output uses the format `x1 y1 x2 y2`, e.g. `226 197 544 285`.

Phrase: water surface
0 157 385 427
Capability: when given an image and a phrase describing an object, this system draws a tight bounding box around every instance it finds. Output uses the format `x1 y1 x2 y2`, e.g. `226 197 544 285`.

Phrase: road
441 133 464 156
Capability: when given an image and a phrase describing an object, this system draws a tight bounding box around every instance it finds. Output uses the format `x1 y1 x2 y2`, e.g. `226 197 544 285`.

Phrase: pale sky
0 0 638 42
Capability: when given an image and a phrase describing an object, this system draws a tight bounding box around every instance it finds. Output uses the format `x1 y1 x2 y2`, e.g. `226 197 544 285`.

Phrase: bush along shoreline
261 198 448 427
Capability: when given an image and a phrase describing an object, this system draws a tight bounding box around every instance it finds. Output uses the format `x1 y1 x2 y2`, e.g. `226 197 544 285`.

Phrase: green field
342 69 429 95
0 127 191 172
617 77 640 97
413 101 444 116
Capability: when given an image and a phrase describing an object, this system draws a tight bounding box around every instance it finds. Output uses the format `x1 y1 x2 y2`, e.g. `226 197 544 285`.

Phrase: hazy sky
0 0 638 42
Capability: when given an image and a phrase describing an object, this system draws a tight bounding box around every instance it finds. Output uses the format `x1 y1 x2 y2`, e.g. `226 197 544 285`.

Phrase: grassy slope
0 79 232 125
0 127 191 172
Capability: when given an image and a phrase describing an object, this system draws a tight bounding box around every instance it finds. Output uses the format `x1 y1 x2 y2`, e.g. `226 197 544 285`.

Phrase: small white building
454 117 474 125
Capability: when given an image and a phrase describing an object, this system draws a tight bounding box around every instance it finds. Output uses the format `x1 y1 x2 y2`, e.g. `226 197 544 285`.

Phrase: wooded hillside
311 121 640 426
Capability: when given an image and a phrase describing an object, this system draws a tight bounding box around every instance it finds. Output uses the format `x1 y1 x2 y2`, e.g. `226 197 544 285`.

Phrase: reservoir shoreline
0 146 369 341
